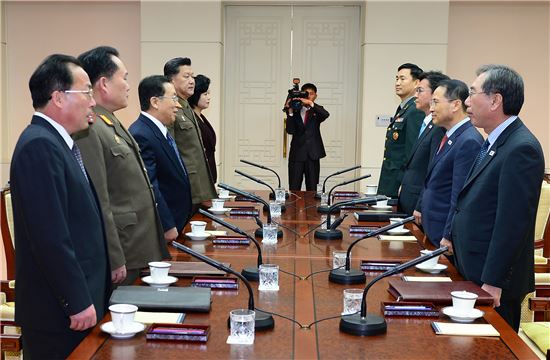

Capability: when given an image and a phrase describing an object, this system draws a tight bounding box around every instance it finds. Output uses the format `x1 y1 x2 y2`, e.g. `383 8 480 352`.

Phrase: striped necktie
166 132 187 176
472 139 490 171
72 143 88 182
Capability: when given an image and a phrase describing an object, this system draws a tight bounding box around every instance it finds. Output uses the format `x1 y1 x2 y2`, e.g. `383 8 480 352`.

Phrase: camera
286 78 308 111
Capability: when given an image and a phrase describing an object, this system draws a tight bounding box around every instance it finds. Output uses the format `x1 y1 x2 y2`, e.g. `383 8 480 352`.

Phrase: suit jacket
130 114 192 233
11 115 109 336
398 116 445 215
378 97 425 198
168 98 216 204
75 106 169 271
419 120 483 246
286 103 330 161
451 118 544 301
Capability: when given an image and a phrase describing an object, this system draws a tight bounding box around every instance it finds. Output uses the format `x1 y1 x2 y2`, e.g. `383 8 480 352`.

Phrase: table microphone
329 216 415 284
317 174 371 214
172 241 275 331
240 159 288 199
218 183 283 238
315 165 361 199
234 170 286 212
199 209 263 281
339 246 448 336
314 197 379 240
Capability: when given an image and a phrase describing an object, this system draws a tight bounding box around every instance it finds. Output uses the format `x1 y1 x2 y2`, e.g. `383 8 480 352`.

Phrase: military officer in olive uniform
164 57 217 210
378 63 426 198
76 47 170 285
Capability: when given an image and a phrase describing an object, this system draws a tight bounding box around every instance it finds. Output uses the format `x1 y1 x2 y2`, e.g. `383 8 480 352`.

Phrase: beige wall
447 1 550 166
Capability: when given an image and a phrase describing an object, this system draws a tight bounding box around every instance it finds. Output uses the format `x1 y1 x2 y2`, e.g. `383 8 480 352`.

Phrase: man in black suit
415 79 483 247
398 71 448 215
129 75 193 234
11 54 109 358
378 63 426 198
285 83 330 191
449 65 545 331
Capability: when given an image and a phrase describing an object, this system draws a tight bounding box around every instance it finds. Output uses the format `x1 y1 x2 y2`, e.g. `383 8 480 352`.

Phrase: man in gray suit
164 57 217 210
76 46 169 285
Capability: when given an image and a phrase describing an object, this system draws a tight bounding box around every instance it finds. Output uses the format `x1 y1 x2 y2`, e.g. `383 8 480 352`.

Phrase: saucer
141 275 178 288
371 205 392 211
101 321 146 339
207 207 230 215
442 306 484 323
185 232 211 241
415 263 448 274
387 228 410 235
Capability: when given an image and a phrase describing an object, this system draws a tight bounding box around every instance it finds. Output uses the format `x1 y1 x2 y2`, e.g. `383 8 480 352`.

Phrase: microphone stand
314 197 379 240
235 170 286 212
218 183 283 239
318 174 371 214
172 241 275 331
240 159 288 200
315 165 361 199
199 209 263 281
329 216 415 284
340 246 448 336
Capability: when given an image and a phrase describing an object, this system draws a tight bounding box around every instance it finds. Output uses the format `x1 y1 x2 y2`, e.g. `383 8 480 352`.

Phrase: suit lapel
461 119 523 191
405 120 433 166
426 121 472 178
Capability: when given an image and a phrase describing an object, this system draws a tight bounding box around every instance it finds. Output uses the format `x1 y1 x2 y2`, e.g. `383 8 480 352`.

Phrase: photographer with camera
284 80 330 191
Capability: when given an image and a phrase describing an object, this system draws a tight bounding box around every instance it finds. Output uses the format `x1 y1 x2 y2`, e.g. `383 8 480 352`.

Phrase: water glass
269 201 282 217
332 250 347 269
275 188 286 204
316 183 323 195
342 289 363 315
229 309 255 344
258 264 279 291
320 192 329 206
262 223 278 244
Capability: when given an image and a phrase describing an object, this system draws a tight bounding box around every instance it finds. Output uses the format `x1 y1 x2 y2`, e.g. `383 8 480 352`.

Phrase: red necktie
303 109 310 125
438 135 448 153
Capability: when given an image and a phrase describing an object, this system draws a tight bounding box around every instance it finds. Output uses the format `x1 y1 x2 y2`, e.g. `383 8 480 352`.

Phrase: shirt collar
400 96 415 108
486 116 517 150
423 113 432 126
34 111 74 149
141 111 168 138
446 117 470 138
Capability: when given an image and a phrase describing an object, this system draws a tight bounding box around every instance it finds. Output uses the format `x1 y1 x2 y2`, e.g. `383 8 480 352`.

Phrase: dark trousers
495 296 523 332
289 158 320 191
22 326 90 359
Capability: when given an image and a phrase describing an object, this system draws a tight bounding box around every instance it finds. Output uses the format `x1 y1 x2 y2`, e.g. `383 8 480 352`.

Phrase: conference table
70 191 538 359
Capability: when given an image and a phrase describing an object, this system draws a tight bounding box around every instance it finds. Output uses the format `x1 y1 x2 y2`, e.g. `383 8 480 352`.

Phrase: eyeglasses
157 95 179 103
64 89 94 99
468 89 487 97
430 98 458 107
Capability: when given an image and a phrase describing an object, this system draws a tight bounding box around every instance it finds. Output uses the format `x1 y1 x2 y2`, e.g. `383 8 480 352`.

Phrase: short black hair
163 57 192 80
29 54 82 109
398 63 423 80
418 71 450 92
301 83 317 93
438 79 469 112
188 74 210 108
139 75 171 111
77 46 120 86
476 64 524 116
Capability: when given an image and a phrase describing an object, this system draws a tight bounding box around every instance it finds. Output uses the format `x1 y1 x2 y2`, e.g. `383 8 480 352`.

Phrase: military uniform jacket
169 97 217 204
378 97 425 198
76 106 169 271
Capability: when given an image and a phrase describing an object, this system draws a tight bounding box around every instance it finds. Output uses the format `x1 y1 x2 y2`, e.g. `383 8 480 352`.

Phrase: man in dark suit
285 83 330 191
414 79 483 246
11 54 109 358
75 46 170 286
398 71 448 215
449 65 544 331
129 75 193 234
163 58 217 211
378 63 426 198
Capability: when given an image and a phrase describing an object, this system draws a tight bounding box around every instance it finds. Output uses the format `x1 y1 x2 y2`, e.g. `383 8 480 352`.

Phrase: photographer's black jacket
285 103 330 161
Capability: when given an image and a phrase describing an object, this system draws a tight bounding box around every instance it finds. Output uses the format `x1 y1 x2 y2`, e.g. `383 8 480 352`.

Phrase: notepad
402 276 452 282
204 230 227 236
378 235 417 241
135 311 185 324
431 322 500 337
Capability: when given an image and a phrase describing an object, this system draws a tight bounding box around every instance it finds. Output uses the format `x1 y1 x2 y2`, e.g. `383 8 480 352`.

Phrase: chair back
1 185 15 279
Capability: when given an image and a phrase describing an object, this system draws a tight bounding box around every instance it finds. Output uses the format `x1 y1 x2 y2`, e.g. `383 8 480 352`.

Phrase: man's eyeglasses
157 95 179 103
64 89 94 99
468 89 487 97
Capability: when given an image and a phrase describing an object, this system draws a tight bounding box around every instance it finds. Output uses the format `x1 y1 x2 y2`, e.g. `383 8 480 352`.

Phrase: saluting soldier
378 63 426 198
75 46 170 286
